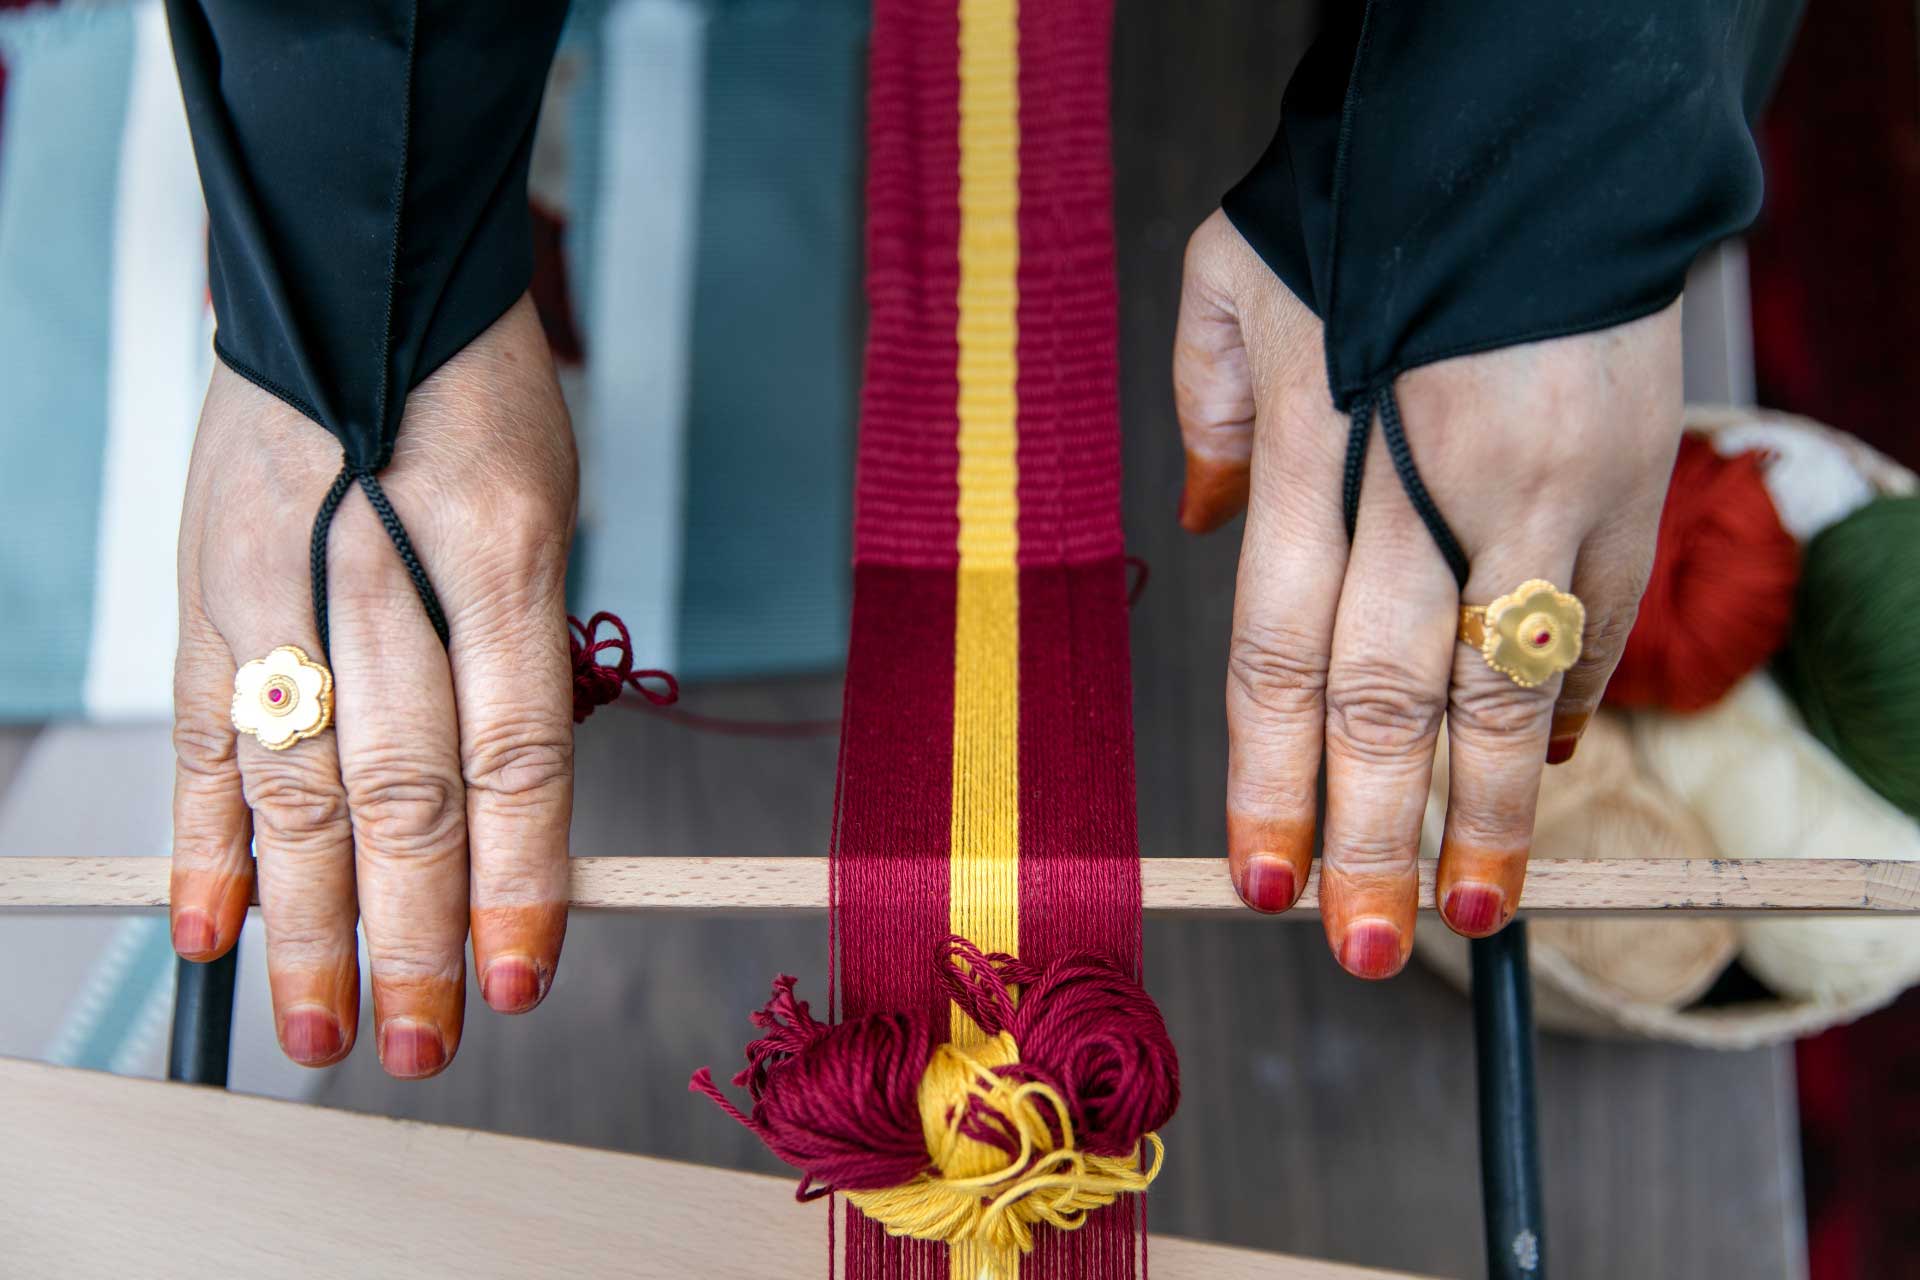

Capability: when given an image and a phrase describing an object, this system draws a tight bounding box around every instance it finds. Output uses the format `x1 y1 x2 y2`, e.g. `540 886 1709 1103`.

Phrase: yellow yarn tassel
845 1032 1165 1258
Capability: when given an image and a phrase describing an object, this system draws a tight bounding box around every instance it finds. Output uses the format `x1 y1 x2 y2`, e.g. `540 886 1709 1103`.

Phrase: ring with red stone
1457 580 1585 688
231 645 334 750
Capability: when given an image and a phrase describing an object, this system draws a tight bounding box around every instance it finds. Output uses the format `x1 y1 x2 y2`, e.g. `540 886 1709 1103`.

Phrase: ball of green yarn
1781 496 1920 820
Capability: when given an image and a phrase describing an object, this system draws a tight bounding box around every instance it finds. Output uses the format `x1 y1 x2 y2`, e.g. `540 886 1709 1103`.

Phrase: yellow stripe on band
949 4 1020 1275
950 0 1020 1020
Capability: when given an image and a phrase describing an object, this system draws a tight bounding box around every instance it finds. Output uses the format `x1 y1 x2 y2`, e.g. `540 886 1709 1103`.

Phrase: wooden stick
3 855 1916 914
0 1056 1429 1280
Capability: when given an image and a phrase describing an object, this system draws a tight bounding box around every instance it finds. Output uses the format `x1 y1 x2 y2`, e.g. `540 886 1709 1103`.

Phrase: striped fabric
0 0 863 720
834 0 1143 1274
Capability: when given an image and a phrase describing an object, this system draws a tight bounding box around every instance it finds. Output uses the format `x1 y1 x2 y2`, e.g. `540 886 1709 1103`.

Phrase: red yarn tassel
692 940 1179 1214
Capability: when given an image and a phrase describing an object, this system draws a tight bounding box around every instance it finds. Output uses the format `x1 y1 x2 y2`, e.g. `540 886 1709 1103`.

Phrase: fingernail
1338 918 1405 980
1443 882 1508 937
379 1018 447 1078
1237 856 1297 914
481 956 546 1014
1546 711 1590 766
172 908 217 958
281 1005 345 1066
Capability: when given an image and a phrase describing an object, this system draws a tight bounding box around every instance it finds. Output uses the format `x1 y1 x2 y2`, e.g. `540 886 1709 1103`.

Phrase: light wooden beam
0 1056 1431 1279
2 855 1916 915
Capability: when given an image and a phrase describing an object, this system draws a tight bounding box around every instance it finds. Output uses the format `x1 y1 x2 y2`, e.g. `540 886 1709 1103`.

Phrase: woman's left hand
1173 210 1684 977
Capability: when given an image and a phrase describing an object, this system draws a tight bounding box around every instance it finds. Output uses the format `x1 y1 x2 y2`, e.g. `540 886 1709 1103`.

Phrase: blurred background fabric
0 0 863 726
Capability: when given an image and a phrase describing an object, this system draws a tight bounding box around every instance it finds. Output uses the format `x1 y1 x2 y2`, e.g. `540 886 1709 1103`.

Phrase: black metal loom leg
1471 922 1546 1278
168 942 240 1087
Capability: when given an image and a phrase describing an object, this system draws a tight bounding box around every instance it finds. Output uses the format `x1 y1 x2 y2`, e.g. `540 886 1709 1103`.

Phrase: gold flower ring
231 645 334 750
1458 580 1585 689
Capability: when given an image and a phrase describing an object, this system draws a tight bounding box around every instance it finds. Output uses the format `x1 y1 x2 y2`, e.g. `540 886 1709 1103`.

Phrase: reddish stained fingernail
1546 710 1590 765
172 908 217 959
481 956 546 1014
1339 919 1405 980
1238 856 1296 914
379 1018 447 1079
282 1006 344 1066
1443 883 1507 937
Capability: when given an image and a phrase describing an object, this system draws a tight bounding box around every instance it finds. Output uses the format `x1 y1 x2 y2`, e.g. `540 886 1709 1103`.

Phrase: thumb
1173 210 1259 534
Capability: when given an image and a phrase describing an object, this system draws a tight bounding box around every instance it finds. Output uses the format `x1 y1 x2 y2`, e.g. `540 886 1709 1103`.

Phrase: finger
1436 544 1580 939
224 597 361 1067
171 590 253 963
1546 512 1659 765
1319 461 1458 978
1173 213 1256 534
1224 398 1349 914
444 522 574 1016
331 520 470 1080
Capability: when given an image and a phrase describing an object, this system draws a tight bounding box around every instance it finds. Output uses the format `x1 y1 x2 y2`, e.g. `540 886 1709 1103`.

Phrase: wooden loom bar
3 855 1916 914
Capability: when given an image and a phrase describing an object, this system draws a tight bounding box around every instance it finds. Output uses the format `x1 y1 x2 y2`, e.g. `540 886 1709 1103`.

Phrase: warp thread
1781 496 1920 820
1606 433 1801 712
690 937 1178 1254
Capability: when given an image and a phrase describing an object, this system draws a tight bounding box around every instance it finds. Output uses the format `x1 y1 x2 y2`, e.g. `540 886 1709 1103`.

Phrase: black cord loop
1340 383 1472 589
1342 399 1372 542
309 459 451 660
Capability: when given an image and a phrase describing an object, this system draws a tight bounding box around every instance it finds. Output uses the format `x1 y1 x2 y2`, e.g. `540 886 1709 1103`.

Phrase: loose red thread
568 611 678 723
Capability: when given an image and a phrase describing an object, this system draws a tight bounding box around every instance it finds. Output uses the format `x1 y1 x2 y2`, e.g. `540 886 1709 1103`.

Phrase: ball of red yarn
1605 434 1800 713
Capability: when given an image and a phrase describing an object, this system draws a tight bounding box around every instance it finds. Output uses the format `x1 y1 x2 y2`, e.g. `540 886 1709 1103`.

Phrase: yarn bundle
691 937 1178 1254
1636 674 1920 1006
1495 409 1920 1041
1780 496 1920 821
1605 432 1800 711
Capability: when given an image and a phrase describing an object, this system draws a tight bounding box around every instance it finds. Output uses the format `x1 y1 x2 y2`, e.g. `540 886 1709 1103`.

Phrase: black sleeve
1223 1 1804 414
165 0 569 472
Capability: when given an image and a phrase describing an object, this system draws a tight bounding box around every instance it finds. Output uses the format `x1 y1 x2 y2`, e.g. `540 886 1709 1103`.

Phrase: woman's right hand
170 295 581 1077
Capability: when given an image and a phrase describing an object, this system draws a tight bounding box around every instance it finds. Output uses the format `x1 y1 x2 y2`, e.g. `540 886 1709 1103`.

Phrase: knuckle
1326 662 1443 761
366 936 460 990
261 915 346 957
1450 676 1551 740
464 724 572 801
1444 801 1531 852
1583 601 1640 663
245 764 352 845
173 716 238 780
222 521 307 586
474 486 571 581
1228 621 1328 721
345 756 464 856
328 534 414 605
1328 830 1417 875
1227 770 1313 820
367 936 463 983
